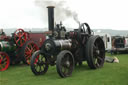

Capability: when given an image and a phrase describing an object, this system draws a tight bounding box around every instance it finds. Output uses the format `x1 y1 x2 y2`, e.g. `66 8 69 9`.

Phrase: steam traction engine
0 29 46 71
30 6 105 78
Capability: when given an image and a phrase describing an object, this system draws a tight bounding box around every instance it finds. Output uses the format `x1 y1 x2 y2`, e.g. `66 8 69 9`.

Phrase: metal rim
93 37 105 68
14 29 27 47
31 50 48 75
56 50 74 78
24 42 39 64
0 52 10 71
86 36 105 69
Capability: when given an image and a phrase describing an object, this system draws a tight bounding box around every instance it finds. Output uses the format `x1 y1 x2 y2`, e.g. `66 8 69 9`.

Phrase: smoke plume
35 0 80 25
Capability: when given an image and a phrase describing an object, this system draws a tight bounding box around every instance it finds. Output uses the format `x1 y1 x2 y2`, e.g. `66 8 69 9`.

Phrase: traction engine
30 6 105 78
0 29 46 71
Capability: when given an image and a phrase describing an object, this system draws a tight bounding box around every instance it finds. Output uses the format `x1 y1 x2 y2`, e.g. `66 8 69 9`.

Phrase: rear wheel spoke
26 47 31 52
3 58 7 61
97 57 103 61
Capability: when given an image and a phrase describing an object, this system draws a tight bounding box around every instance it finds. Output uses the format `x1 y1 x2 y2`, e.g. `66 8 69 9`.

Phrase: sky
0 0 128 30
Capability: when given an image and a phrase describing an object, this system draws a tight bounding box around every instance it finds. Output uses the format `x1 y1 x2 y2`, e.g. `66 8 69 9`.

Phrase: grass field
0 53 128 85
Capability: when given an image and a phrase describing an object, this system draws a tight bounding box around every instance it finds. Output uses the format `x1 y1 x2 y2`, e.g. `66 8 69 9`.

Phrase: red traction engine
0 29 46 71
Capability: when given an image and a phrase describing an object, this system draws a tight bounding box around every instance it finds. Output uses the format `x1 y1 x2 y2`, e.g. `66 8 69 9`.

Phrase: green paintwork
0 41 16 52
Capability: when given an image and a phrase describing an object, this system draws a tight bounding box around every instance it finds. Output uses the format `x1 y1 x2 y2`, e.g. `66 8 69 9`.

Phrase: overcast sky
0 0 128 30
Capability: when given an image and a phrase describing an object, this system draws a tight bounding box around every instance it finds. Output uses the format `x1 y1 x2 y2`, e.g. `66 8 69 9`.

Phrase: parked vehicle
95 32 128 54
30 6 105 78
0 29 46 71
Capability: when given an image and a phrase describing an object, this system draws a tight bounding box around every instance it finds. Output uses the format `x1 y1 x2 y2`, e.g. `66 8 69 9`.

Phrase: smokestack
47 6 55 32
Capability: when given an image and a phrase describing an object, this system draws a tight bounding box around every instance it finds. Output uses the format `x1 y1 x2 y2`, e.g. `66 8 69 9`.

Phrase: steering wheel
14 29 28 47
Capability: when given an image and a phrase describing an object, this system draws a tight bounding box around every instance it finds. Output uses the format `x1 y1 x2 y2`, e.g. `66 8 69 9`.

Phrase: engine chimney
47 6 55 32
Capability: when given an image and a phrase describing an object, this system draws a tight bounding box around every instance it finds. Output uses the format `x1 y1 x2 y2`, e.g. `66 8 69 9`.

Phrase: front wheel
56 50 75 78
0 52 10 71
30 50 48 75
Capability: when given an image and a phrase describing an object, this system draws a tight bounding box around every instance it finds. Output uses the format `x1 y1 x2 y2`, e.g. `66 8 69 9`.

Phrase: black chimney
47 6 55 32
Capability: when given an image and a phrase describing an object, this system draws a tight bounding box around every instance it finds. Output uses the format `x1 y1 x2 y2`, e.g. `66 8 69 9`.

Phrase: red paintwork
24 41 39 64
0 29 46 71
14 29 46 48
14 29 28 47
0 52 10 71
29 32 46 47
34 53 40 64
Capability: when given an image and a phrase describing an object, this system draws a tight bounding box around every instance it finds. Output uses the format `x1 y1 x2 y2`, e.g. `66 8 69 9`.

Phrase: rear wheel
56 50 74 78
21 41 39 65
0 52 10 71
86 36 105 69
30 50 48 75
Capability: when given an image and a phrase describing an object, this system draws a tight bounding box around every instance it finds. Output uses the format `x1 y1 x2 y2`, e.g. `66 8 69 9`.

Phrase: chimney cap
47 6 55 8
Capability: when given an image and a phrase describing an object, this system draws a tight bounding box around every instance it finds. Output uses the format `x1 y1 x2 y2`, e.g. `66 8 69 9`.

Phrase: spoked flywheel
14 29 28 47
56 50 74 78
86 36 105 69
77 23 91 42
0 52 10 71
30 50 48 75
21 41 39 65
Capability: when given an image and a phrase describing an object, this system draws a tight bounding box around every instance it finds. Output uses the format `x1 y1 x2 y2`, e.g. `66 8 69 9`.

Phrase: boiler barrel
54 39 72 50
44 39 72 52
0 41 16 52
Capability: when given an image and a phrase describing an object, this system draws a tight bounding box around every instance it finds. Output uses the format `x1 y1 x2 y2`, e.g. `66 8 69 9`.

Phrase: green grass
1 53 128 85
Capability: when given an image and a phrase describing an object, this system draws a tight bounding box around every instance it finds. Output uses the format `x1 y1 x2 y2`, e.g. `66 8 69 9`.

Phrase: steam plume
35 0 80 25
